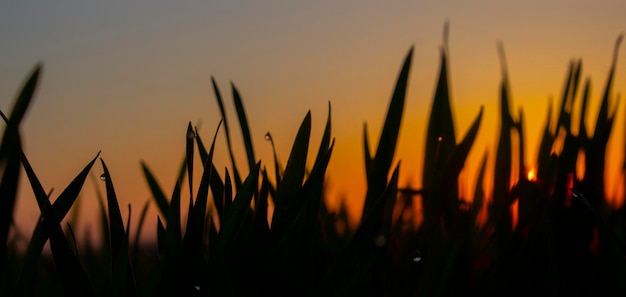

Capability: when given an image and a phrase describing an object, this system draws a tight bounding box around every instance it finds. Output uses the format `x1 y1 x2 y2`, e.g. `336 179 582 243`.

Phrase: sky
1 1 625 245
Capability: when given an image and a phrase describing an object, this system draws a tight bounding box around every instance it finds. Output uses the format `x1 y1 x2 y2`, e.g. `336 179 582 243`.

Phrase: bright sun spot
527 168 536 181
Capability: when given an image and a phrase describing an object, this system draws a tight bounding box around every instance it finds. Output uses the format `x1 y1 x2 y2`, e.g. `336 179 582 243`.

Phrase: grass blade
0 65 41 272
219 162 260 253
271 111 312 233
195 127 225 205
141 162 169 219
12 151 100 297
19 138 96 297
231 83 257 174
186 122 195 207
212 77 242 187
364 46 412 218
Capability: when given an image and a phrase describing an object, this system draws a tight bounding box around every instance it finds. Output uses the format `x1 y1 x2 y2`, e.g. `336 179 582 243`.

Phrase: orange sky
1 1 625 245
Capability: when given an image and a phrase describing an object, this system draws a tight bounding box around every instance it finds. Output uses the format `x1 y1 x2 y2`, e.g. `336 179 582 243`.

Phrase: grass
1 27 625 296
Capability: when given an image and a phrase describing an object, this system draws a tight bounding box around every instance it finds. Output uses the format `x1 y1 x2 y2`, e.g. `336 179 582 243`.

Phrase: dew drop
100 173 106 181
194 285 201 291
374 234 387 247
187 129 196 139
412 250 422 263
264 132 272 141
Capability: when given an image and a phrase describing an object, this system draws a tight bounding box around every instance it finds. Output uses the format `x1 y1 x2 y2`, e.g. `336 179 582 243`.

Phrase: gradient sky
1 1 625 245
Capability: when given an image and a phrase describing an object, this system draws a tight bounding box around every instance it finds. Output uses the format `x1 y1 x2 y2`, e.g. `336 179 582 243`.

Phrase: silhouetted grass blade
314 102 332 170
446 107 483 177
0 65 40 273
231 83 257 175
212 76 242 187
100 159 126 264
12 151 100 297
219 162 260 253
182 121 221 291
364 47 412 218
223 168 233 221
472 151 489 221
19 138 96 297
140 162 169 219
536 100 553 181
272 111 312 233
100 159 138 296
194 128 224 205
363 123 373 179
492 43 514 228
186 122 195 207
423 42 455 193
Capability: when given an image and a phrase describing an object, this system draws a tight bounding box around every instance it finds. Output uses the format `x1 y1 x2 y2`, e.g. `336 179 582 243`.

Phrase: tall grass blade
12 151 100 297
492 43 515 228
19 138 96 297
363 123 373 179
141 162 169 219
0 65 40 272
194 128 224 204
219 162 260 252
100 159 137 296
186 122 195 207
231 83 257 174
423 37 455 193
446 107 483 177
271 111 312 233
181 121 221 291
314 102 332 169
212 77 242 187
364 47 412 218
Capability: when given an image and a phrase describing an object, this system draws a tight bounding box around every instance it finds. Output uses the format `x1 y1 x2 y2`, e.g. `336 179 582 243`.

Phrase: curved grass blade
314 102 332 170
364 47 412 218
271 111 312 233
182 121 221 290
219 162 260 253
141 162 169 219
19 139 96 297
212 77 242 187
231 83 257 174
265 131 282 189
445 107 483 178
194 127 224 205
423 35 456 194
12 151 100 297
100 159 125 263
100 159 138 296
0 65 40 272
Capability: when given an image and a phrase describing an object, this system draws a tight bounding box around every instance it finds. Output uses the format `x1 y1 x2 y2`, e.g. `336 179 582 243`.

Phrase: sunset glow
1 1 625 247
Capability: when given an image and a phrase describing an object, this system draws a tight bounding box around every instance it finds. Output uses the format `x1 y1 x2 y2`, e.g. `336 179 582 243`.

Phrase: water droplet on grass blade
264 132 272 141
412 250 422 262
100 173 106 181
187 129 196 139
